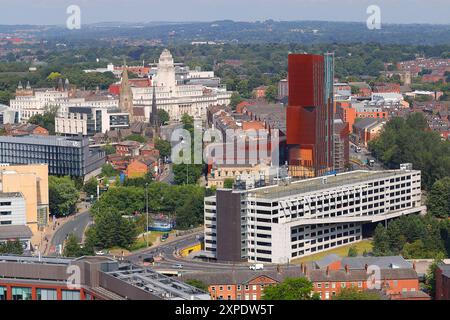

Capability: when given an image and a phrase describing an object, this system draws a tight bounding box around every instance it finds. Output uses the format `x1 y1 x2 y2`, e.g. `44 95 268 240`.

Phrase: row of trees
76 181 206 252
369 113 450 190
372 215 450 259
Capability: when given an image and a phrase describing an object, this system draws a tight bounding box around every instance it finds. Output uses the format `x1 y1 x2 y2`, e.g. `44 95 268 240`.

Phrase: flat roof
249 170 418 199
0 135 87 147
0 225 33 239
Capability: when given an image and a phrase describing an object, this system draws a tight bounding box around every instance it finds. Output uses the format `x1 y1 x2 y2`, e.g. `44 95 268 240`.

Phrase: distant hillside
2 20 450 45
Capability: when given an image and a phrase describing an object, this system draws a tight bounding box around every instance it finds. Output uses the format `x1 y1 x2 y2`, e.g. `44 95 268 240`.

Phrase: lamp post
145 182 149 247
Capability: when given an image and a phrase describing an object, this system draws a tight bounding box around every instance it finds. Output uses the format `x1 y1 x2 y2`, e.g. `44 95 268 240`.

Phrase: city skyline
0 0 450 25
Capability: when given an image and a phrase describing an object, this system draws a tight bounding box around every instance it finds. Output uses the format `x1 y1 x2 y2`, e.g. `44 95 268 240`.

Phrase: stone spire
119 65 134 123
18 81 23 89
26 81 31 90
65 78 70 90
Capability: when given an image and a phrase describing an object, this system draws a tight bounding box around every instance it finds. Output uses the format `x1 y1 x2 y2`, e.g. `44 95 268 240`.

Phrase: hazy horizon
0 0 449 26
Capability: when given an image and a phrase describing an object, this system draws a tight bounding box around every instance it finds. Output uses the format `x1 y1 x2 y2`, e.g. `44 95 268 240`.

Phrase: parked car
173 264 184 269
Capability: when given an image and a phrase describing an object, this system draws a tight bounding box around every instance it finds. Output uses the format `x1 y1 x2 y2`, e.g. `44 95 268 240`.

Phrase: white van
249 264 264 270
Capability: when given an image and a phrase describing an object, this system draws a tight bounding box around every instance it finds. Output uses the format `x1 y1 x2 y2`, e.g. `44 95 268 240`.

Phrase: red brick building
435 263 450 300
181 269 304 300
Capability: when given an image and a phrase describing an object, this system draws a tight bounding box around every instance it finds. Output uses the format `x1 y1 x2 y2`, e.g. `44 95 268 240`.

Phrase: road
50 210 92 254
159 164 174 184
349 142 384 171
125 232 300 273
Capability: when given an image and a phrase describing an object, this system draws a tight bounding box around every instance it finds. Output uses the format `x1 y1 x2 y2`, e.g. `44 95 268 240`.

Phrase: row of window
0 286 82 300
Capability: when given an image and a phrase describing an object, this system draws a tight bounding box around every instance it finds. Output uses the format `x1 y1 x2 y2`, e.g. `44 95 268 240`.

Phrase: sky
0 0 450 25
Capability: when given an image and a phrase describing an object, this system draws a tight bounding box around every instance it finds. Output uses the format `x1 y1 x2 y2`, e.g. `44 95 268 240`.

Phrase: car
173 264 183 269
249 264 264 270
95 250 106 256
160 233 169 242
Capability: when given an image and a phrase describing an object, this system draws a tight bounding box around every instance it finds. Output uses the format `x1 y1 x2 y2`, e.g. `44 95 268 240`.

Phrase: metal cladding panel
286 105 316 146
288 54 324 107
216 190 243 262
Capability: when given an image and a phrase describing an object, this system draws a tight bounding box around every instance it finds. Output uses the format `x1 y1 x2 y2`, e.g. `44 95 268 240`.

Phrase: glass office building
0 135 105 177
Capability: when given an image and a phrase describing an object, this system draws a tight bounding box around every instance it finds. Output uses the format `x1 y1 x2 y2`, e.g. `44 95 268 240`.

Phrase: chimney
413 262 416 270
345 264 349 275
326 266 330 276
364 263 368 271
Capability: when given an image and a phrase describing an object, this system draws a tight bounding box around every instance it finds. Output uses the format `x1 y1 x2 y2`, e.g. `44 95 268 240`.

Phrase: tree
101 163 118 178
83 177 98 199
125 134 146 143
230 92 243 109
347 245 358 257
101 144 116 155
157 109 170 125
262 278 319 300
424 254 445 298
223 178 234 189
28 106 58 134
173 163 203 185
265 85 278 102
49 176 79 217
63 234 82 257
185 279 209 291
175 195 204 229
332 288 381 300
402 240 427 259
427 177 450 218
0 239 23 255
372 223 391 256
155 138 171 159
85 210 138 250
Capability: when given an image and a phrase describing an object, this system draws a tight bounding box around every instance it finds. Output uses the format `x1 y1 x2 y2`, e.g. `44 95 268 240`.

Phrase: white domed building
132 49 232 121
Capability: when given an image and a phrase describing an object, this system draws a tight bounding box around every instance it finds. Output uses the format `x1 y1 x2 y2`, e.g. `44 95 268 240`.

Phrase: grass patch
291 240 373 264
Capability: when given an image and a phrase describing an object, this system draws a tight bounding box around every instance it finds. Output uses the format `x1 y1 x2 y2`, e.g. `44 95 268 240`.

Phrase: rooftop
0 225 33 240
249 169 417 199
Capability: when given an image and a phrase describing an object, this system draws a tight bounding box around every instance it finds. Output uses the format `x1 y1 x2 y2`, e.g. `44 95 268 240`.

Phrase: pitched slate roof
309 268 417 282
180 268 304 285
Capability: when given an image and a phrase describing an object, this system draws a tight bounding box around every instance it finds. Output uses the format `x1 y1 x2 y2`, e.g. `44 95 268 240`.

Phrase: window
0 211 12 215
219 286 223 291
0 286 6 300
317 283 322 288
358 282 363 288
62 290 80 300
36 288 57 300
12 287 32 300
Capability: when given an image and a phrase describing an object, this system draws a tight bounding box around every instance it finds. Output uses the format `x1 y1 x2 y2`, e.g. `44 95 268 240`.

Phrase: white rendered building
204 167 425 264
132 49 232 121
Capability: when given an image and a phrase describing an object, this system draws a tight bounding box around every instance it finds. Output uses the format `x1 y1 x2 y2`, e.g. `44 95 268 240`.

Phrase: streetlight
145 182 149 247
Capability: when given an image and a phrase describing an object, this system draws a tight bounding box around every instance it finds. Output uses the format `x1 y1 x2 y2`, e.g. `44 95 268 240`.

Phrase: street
48 210 92 255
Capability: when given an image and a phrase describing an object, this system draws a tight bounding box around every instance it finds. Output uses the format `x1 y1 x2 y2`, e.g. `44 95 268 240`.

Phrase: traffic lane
51 211 91 247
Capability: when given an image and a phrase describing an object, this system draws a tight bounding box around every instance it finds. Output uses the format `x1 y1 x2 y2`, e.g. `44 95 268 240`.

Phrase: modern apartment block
55 106 130 136
204 167 425 264
0 135 105 178
286 53 335 178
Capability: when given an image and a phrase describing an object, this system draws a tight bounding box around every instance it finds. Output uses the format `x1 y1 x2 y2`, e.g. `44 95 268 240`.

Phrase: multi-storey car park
204 165 425 264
